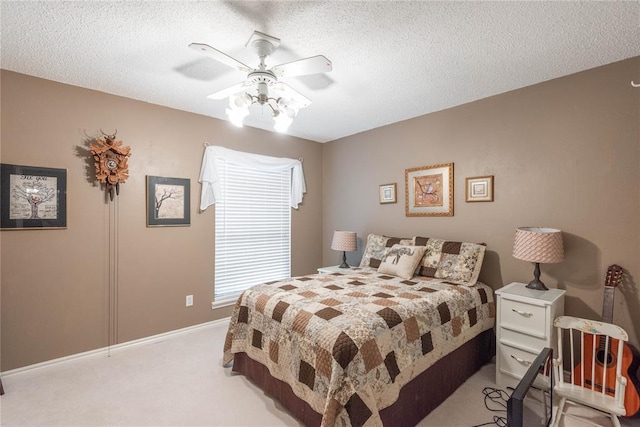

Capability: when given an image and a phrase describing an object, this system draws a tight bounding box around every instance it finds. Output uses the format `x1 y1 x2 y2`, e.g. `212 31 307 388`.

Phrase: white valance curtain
199 145 306 211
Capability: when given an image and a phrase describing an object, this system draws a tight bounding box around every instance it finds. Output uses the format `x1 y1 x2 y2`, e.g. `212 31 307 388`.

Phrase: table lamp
331 231 357 268
512 227 564 290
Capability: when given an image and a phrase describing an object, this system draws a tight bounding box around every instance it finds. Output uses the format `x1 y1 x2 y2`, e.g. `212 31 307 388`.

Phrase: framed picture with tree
146 176 190 227
1 163 67 229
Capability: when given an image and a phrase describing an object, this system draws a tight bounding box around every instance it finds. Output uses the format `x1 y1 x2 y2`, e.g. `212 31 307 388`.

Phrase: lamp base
525 262 549 290
339 251 350 268
525 278 548 291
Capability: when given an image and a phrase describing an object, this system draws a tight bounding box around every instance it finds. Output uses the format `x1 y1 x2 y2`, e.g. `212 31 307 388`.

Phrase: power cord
471 386 513 427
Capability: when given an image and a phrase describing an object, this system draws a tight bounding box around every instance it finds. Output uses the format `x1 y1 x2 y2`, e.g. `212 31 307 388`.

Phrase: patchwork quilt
223 269 495 426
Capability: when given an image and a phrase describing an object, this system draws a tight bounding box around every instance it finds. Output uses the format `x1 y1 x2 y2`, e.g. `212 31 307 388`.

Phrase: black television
507 347 553 427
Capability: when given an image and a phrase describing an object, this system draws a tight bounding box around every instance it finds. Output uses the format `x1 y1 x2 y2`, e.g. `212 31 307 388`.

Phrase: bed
223 234 496 426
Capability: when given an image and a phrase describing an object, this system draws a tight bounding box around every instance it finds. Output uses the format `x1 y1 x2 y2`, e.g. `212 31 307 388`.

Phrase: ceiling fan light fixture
273 110 294 133
273 98 298 132
277 98 298 119
230 92 252 109
226 106 249 127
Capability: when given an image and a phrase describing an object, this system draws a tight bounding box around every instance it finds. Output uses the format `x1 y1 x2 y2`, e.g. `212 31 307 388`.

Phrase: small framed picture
1 163 67 229
405 163 454 216
465 175 494 202
146 176 191 227
379 183 397 204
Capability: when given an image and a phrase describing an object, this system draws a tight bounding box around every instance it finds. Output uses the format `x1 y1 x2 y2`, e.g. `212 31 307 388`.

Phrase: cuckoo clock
90 130 131 201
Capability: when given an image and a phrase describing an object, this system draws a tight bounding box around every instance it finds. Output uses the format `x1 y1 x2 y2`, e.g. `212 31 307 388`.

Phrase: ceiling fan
189 30 332 131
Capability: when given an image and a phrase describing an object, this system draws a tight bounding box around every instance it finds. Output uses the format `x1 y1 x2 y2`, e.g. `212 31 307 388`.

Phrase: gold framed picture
405 163 453 216
379 183 397 204
465 175 494 202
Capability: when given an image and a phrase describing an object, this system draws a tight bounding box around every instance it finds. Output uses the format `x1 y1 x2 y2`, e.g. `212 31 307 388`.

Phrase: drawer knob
512 308 533 317
510 354 532 366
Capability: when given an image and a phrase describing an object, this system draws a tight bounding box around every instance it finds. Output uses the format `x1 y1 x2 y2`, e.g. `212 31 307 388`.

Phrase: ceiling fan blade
207 82 253 100
189 43 252 73
270 55 332 78
271 82 312 108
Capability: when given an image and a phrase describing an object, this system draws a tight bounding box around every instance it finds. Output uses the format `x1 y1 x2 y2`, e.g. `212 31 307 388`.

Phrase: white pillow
377 245 427 280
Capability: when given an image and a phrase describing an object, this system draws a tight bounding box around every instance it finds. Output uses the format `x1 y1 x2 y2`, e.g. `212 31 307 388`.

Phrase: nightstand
317 265 359 274
495 282 565 388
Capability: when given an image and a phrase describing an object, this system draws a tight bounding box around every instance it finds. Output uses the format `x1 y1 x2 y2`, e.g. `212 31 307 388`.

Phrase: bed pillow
413 236 486 286
359 233 413 268
377 244 427 280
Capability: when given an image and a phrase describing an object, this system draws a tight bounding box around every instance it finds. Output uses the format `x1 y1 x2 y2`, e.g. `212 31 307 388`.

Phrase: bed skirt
232 328 495 426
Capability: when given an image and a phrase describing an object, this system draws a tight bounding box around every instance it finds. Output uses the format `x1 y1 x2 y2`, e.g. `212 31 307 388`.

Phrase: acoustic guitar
573 264 640 417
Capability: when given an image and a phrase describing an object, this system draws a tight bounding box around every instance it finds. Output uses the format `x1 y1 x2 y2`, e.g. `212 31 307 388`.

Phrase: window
199 146 305 306
214 159 291 303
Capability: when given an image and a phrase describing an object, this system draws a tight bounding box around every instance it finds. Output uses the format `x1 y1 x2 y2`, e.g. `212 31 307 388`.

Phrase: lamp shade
513 227 564 264
331 231 357 252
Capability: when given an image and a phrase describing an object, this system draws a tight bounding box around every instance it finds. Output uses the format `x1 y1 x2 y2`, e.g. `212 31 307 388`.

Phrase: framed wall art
405 163 454 216
465 175 494 202
379 183 397 204
146 176 190 227
1 164 67 230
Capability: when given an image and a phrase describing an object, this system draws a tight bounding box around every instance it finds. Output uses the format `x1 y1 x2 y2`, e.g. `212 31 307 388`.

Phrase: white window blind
214 158 291 302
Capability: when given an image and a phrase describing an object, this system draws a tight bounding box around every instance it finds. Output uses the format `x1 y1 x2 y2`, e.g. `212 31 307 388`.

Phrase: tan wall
2 57 639 371
322 57 640 347
0 70 323 371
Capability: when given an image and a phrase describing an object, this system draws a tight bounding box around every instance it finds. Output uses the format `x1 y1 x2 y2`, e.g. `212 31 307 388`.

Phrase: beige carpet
0 321 634 426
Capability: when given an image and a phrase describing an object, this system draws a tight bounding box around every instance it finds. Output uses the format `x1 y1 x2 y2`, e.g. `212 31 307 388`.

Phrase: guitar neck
602 286 615 324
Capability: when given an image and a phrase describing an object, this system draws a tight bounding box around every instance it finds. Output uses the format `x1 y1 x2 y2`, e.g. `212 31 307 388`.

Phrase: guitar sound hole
596 349 614 366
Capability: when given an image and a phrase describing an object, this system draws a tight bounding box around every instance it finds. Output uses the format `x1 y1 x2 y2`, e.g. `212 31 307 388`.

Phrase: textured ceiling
1 1 639 143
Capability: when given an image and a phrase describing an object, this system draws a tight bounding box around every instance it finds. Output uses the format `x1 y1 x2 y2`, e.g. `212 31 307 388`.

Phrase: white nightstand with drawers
495 282 565 388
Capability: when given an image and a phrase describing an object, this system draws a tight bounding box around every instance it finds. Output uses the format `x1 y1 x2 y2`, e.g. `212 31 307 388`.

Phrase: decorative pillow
413 236 486 286
359 234 412 268
377 245 427 280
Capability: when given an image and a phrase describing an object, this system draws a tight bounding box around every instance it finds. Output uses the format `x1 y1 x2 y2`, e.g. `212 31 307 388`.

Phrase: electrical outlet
186 295 193 307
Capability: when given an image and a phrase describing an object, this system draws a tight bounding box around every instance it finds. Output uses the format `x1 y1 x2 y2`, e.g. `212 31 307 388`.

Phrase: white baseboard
1 318 230 378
